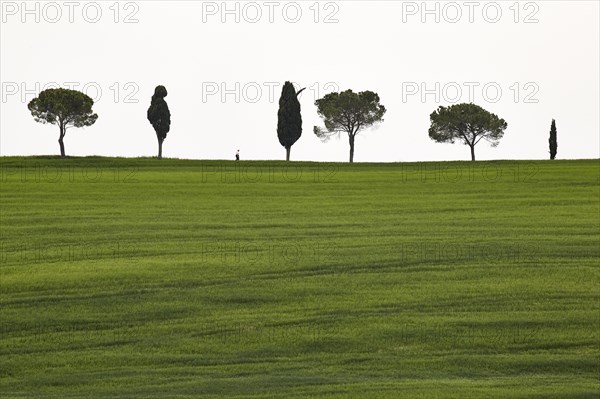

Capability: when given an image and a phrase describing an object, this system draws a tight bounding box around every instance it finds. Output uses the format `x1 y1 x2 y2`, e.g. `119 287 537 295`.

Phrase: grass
0 156 598 398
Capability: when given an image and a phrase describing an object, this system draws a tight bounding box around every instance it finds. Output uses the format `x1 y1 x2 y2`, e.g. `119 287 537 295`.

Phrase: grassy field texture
0 157 598 398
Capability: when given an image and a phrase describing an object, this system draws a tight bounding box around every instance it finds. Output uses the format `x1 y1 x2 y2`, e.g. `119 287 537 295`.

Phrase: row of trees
27 86 558 162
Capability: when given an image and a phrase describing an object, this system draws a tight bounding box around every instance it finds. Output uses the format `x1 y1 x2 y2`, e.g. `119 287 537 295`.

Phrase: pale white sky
1 0 599 162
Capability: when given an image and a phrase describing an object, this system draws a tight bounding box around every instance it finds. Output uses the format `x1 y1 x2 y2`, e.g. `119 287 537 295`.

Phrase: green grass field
0 157 598 398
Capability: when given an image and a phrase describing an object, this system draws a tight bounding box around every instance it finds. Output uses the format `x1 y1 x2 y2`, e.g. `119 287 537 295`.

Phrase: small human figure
235 150 240 161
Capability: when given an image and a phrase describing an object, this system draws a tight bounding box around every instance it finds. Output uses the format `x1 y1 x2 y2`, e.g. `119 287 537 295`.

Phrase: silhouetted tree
27 88 98 157
429 103 507 161
277 82 305 161
147 86 171 159
549 119 557 160
314 90 386 163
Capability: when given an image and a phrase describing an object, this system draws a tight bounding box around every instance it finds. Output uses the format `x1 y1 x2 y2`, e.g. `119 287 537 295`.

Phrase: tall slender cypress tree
549 119 557 160
277 82 305 161
147 86 171 159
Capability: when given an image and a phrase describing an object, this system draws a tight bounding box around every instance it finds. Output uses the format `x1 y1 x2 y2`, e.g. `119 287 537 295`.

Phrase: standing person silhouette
235 150 240 161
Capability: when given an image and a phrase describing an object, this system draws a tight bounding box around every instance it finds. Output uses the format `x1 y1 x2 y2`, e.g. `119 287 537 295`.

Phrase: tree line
27 85 559 162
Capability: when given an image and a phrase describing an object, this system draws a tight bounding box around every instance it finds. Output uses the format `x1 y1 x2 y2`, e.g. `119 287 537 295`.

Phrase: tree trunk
158 139 163 159
58 125 65 157
470 145 475 161
58 137 65 157
349 135 355 163
286 146 291 161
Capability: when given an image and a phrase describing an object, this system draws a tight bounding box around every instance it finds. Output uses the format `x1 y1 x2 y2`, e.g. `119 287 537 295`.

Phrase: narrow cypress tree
147 86 171 159
549 119 557 160
277 82 305 161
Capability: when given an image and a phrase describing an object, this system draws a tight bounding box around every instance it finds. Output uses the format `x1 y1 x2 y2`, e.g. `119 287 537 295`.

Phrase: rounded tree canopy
428 103 507 146
314 89 386 139
27 88 98 128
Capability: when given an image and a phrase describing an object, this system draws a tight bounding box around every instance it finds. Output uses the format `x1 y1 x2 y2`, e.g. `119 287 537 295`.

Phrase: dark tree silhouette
27 88 98 157
147 86 171 159
277 82 305 161
314 90 386 163
429 103 507 161
549 119 557 160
